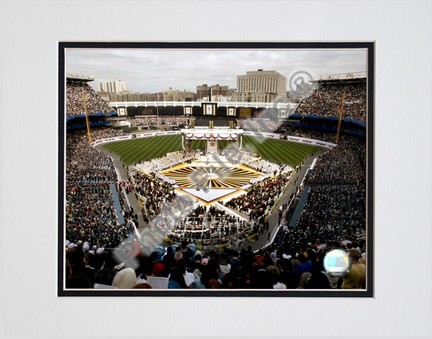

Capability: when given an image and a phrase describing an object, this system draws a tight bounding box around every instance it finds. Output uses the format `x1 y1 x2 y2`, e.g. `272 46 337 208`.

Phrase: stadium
62 69 369 292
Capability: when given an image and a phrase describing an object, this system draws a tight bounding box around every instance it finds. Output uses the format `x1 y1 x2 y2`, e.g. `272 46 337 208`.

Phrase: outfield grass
103 134 323 166
241 136 322 165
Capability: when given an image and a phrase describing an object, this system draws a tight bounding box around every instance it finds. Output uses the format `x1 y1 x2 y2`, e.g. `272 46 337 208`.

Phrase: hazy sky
66 48 367 93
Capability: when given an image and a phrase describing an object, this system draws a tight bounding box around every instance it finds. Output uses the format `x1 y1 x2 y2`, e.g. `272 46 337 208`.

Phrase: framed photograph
59 42 374 297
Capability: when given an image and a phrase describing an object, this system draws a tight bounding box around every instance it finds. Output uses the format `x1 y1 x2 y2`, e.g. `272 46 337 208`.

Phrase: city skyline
66 48 367 94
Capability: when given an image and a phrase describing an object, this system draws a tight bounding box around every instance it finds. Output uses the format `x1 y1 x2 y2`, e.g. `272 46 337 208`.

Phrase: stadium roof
312 71 366 82
66 73 95 82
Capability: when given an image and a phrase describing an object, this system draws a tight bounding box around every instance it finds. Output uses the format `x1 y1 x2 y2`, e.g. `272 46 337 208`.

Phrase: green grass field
103 134 323 166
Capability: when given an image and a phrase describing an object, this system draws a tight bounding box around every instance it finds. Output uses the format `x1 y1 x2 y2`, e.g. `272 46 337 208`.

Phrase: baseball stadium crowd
65 127 366 290
269 134 366 286
89 127 124 141
65 80 367 290
66 130 130 248
239 152 292 176
66 233 365 289
66 81 115 117
131 171 177 220
66 131 117 182
225 175 290 222
168 206 254 249
295 81 366 121
237 118 280 133
134 115 194 128
275 123 339 143
293 135 366 241
133 150 198 174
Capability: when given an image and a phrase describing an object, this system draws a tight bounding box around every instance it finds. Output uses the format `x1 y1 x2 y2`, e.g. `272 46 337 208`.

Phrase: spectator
266 265 287 289
112 267 137 289
342 249 366 289
168 267 187 289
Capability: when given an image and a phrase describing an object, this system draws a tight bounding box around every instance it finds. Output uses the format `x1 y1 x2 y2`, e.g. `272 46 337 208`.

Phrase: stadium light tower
82 90 92 143
335 92 345 144
157 103 160 129
155 92 160 129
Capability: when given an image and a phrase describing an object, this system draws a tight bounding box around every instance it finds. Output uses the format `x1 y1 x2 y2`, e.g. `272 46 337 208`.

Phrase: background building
107 92 158 102
233 69 287 102
196 84 233 101
163 87 195 101
99 80 127 94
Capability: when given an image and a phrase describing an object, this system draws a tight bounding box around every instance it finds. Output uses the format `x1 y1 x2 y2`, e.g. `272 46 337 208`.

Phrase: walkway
288 186 311 228
240 151 325 251
97 145 149 230
109 183 125 225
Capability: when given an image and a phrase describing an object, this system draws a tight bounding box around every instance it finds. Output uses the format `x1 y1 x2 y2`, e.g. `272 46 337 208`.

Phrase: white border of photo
1 0 431 337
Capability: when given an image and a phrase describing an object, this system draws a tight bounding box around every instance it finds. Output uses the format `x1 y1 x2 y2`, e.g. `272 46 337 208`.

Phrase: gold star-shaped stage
159 160 265 205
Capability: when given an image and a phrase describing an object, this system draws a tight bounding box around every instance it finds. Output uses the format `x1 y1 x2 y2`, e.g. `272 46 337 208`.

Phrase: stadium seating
64 76 367 290
295 80 366 121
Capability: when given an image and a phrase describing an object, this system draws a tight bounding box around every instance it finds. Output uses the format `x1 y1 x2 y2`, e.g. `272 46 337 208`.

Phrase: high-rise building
234 69 287 102
99 80 127 94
